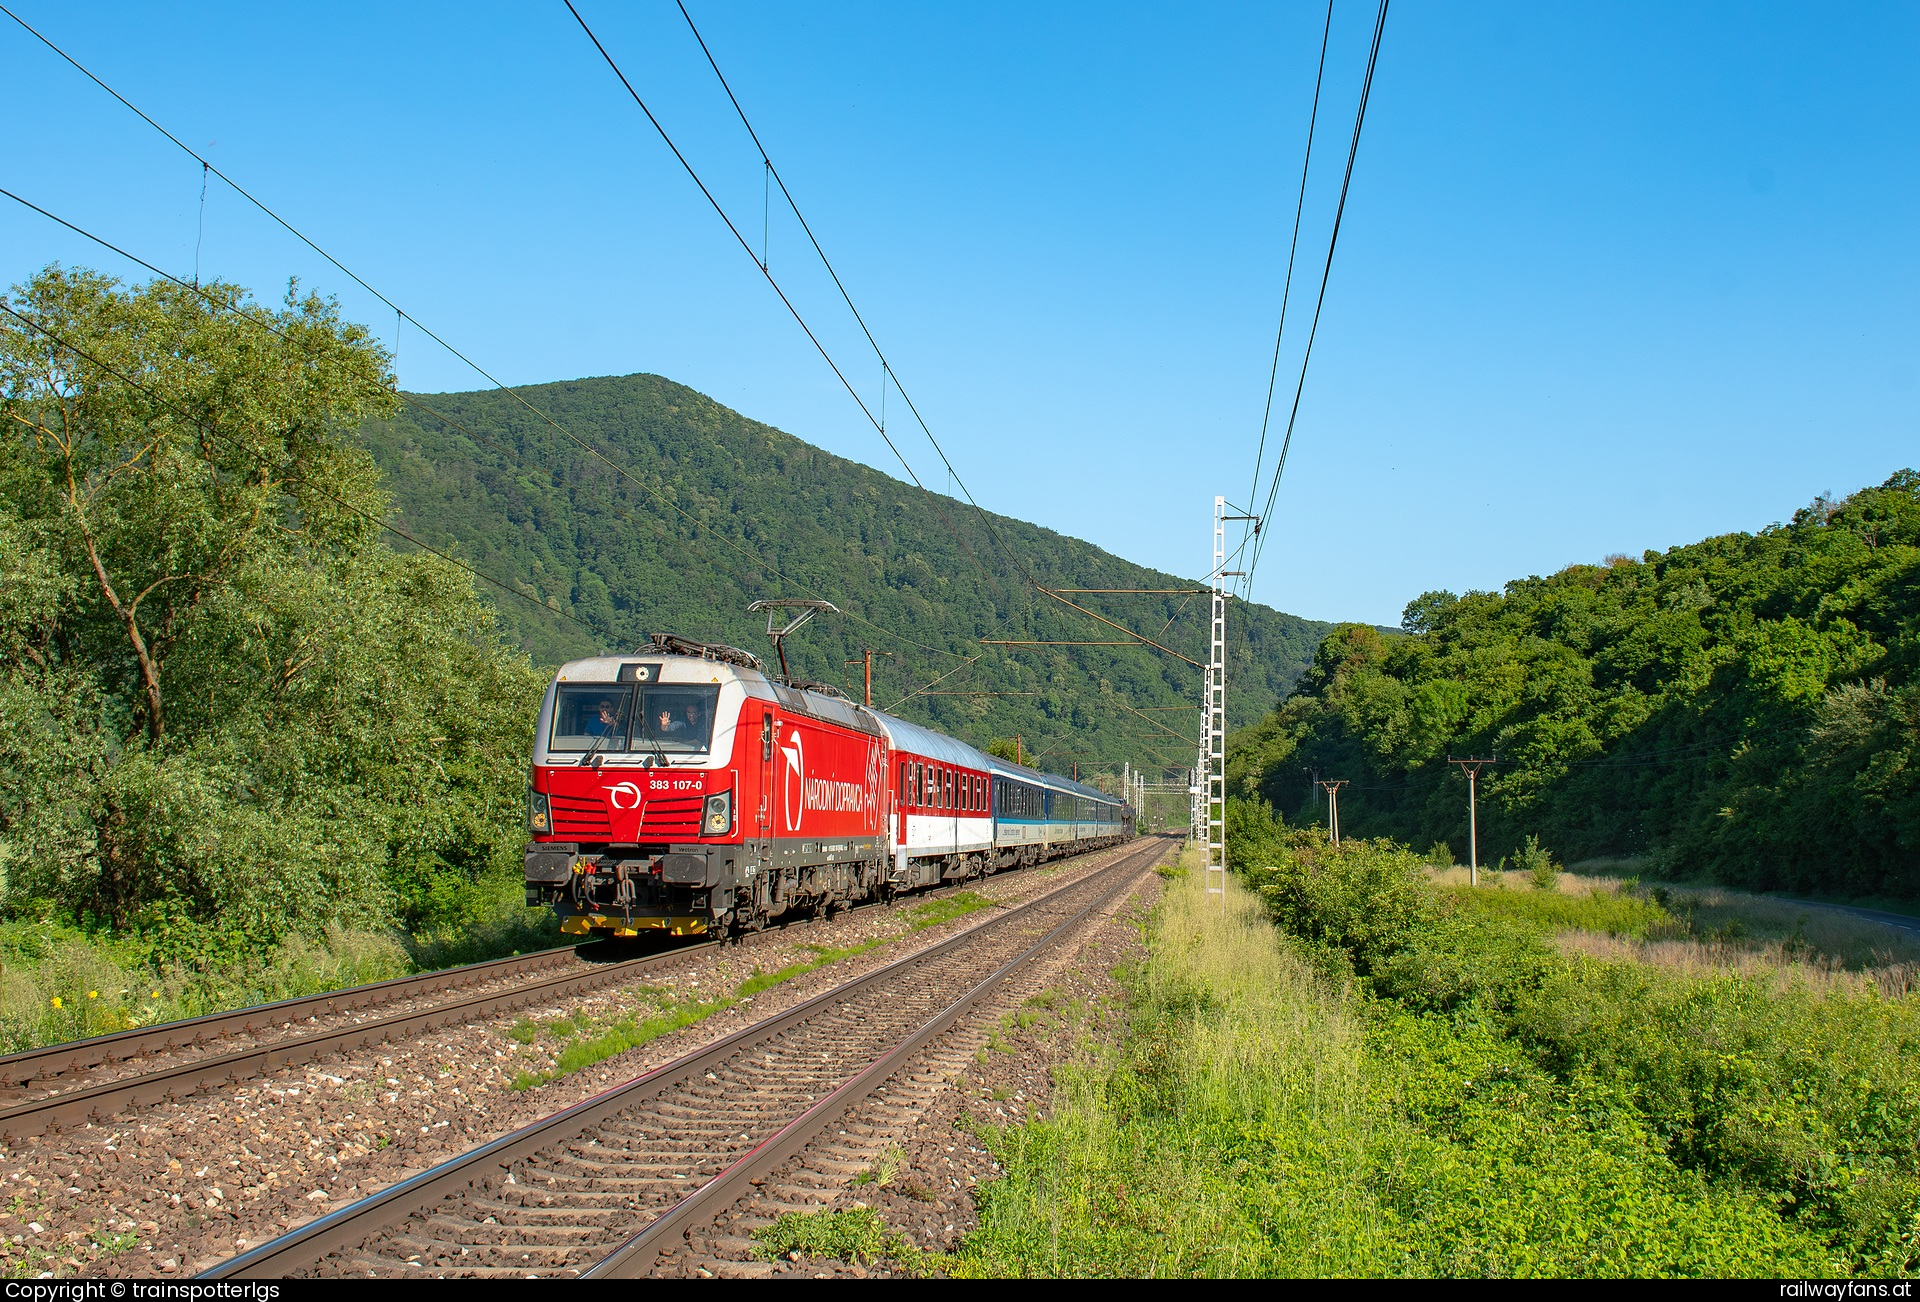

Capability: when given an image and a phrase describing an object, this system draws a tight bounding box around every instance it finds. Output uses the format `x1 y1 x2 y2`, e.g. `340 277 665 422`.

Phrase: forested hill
363 372 1328 778
1232 471 1920 899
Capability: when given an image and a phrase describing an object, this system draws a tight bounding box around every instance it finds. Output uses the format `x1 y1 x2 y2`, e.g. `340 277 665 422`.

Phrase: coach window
943 769 952 809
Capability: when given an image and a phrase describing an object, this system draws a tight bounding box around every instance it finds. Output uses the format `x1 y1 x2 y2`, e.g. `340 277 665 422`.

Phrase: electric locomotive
522 634 1133 937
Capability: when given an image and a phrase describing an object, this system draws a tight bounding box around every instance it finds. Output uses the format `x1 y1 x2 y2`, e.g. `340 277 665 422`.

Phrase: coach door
896 761 908 848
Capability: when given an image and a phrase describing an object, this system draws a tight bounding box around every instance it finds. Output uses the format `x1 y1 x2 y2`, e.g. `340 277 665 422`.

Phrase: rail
200 837 1163 1278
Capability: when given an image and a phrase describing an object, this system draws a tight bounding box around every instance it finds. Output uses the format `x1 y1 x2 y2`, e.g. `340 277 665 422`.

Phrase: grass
0 862 565 1056
852 1147 908 1188
1437 865 1920 978
0 917 415 1054
737 937 888 1000
511 993 735 1091
952 848 1393 1277
904 890 994 931
1441 876 1675 939
951 846 1846 1278
754 1206 928 1272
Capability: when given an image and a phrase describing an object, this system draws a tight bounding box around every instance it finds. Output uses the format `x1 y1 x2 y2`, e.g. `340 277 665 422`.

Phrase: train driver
588 697 624 737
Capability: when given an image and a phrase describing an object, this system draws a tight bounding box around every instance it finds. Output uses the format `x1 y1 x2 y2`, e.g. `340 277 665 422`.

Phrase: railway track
200 837 1165 1279
0 941 714 1143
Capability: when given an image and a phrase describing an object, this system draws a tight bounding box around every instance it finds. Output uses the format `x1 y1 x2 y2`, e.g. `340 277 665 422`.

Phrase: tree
1232 471 1920 899
0 267 542 938
1 269 394 742
1400 589 1458 635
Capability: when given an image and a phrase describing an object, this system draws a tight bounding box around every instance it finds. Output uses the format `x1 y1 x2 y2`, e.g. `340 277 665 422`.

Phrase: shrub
1516 835 1560 890
1428 840 1456 867
956 858 1837 1277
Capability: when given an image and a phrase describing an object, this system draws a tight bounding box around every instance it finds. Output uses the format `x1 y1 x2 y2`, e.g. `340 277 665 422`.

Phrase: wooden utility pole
1317 780 1349 845
1446 756 1495 885
842 649 894 707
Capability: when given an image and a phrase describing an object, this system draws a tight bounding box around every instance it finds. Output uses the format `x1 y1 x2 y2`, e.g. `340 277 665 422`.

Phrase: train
522 634 1135 937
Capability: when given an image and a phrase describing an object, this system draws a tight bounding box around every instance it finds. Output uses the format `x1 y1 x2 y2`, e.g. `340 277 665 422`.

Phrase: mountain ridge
363 371 1331 779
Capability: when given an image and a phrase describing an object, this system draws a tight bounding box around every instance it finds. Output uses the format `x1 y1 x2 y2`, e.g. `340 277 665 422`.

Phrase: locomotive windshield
549 684 721 755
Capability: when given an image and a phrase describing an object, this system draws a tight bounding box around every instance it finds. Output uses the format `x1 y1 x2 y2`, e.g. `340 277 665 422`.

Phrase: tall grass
0 918 413 1053
956 849 1392 1276
958 842 1843 1277
0 870 560 1054
1237 825 1920 1274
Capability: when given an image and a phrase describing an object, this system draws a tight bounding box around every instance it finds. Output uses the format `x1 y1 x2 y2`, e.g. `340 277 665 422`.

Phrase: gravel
28 846 1136 1279
660 856 1162 1278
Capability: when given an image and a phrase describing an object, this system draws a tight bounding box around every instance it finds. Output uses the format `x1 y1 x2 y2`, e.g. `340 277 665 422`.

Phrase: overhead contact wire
563 1 1006 616
0 301 612 643
1240 0 1334 599
0 6 964 669
1245 0 1390 592
673 0 1036 626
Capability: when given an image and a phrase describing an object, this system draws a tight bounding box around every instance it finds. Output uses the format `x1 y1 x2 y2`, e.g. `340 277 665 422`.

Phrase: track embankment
197 838 1166 1278
42 842 1143 1278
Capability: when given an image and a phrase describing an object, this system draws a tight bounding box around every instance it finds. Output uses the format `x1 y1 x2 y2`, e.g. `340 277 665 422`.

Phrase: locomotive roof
551 653 883 737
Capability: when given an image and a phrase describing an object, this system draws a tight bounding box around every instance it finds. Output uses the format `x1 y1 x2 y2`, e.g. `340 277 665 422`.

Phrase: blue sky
4 2 1914 627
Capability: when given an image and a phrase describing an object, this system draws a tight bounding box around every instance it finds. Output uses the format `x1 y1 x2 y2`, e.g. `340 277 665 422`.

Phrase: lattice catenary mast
1198 496 1255 900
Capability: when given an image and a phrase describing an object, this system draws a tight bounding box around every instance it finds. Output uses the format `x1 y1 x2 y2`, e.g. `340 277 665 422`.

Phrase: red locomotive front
523 637 888 937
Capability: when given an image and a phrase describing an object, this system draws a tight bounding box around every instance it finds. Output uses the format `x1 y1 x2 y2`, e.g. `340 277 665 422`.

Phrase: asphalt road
1771 896 1920 937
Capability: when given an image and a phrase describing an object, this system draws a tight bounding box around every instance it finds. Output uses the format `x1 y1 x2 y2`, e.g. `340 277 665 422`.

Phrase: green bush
955 857 1837 1277
1516 835 1560 890
1444 881 1675 940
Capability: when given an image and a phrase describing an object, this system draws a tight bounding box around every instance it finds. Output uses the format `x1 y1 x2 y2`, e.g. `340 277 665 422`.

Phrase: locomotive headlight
528 789 552 834
703 790 733 834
